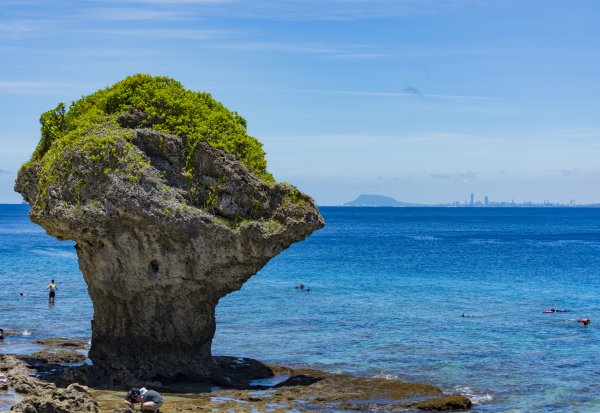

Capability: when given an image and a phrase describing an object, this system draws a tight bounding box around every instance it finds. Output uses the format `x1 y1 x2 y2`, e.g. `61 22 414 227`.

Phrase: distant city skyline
338 193 600 207
1 1 600 205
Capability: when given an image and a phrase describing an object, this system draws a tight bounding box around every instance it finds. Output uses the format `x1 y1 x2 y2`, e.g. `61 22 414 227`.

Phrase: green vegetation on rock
27 74 273 184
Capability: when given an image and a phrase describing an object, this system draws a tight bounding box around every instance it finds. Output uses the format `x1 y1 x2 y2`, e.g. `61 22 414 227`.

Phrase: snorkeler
578 317 591 326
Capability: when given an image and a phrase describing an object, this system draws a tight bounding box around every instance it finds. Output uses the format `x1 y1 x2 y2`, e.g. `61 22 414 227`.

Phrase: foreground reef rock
3 353 469 412
91 364 471 412
0 355 98 412
15 74 324 382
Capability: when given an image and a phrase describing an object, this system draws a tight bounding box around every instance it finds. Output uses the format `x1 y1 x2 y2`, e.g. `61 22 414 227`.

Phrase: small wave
453 386 493 405
250 374 290 387
469 239 501 245
374 373 400 381
406 235 442 241
526 240 600 248
22 330 31 336
31 248 76 258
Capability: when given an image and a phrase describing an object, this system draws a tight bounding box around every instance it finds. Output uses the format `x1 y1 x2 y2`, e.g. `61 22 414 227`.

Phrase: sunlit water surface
1 205 599 412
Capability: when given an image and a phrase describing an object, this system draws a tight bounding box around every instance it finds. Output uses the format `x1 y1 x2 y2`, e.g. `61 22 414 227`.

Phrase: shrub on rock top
31 74 273 182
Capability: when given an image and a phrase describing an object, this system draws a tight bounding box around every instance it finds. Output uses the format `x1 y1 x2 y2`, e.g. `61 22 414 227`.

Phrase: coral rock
15 75 324 381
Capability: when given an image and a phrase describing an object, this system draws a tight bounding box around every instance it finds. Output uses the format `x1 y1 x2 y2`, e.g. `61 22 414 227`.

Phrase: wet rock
15 76 324 382
9 375 55 395
10 383 98 413
29 351 85 365
211 356 275 388
338 394 472 411
0 356 49 396
410 394 472 410
89 364 472 412
0 355 98 412
34 338 87 349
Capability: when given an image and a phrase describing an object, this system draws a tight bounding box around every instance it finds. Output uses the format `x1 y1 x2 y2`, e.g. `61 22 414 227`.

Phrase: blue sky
1 0 599 205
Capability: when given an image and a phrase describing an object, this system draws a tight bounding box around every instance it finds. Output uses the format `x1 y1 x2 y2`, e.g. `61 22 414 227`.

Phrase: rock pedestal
16 126 323 381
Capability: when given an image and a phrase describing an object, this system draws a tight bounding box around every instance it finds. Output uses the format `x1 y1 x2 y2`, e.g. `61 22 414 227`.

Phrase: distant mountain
343 194 420 207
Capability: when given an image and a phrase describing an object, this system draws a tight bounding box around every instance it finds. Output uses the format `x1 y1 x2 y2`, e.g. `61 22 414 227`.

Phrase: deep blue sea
1 205 599 412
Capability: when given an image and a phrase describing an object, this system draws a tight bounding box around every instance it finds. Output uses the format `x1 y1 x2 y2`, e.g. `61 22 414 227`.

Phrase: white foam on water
21 330 31 336
250 374 290 387
453 386 494 405
374 373 400 381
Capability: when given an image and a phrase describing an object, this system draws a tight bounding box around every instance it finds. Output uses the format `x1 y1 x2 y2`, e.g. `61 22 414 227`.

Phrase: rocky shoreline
0 338 471 412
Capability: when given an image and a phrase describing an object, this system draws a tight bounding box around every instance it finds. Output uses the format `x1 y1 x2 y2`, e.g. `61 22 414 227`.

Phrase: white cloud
553 129 600 139
103 0 233 4
81 8 189 21
0 81 96 95
266 88 507 104
207 41 388 58
85 28 231 40
0 21 42 39
98 0 490 21
430 171 480 181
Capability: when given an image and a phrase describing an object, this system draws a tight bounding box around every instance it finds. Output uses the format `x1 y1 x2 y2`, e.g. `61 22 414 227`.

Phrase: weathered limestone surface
15 121 324 381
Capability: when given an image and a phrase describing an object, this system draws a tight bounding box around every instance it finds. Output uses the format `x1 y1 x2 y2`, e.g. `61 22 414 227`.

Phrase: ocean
1 204 599 412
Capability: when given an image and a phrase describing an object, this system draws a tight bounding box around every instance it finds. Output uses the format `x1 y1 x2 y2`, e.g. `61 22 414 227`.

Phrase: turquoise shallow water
1 205 599 412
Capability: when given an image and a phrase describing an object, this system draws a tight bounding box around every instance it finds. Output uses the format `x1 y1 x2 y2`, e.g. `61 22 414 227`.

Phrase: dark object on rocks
30 350 86 364
211 356 274 388
15 76 324 383
274 374 321 387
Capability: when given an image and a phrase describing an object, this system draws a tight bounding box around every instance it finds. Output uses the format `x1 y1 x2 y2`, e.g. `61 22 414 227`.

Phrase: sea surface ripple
1 205 599 412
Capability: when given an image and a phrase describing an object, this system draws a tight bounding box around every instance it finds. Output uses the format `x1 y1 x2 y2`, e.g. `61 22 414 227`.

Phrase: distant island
342 194 600 208
343 194 421 207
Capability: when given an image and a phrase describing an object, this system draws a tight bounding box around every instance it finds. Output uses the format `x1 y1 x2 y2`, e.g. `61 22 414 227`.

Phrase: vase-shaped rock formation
15 75 324 381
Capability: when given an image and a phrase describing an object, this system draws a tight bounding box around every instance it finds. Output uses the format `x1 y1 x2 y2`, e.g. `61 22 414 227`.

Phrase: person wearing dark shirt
124 387 163 412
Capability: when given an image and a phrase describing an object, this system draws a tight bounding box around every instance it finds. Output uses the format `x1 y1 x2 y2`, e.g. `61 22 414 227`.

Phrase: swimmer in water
578 317 590 326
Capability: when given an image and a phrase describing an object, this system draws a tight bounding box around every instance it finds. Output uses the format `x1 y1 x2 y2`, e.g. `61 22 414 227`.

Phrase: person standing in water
47 279 57 303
